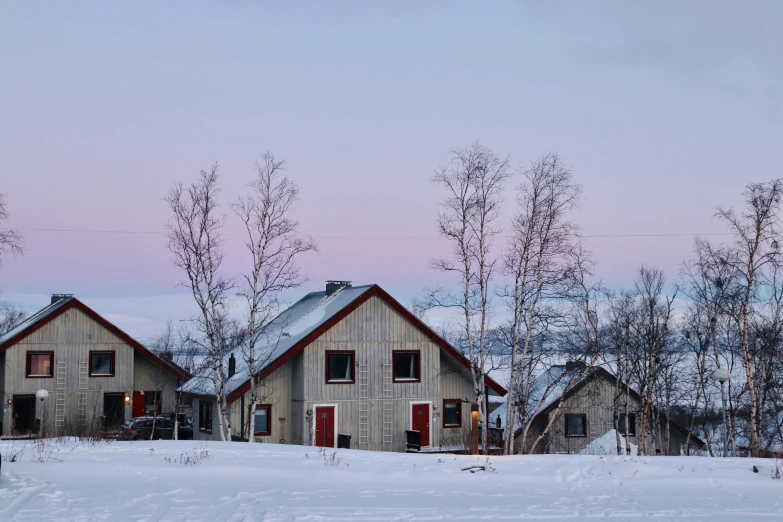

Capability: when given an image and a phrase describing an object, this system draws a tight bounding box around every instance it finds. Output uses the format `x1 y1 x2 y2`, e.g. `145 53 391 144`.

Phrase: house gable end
0 298 188 381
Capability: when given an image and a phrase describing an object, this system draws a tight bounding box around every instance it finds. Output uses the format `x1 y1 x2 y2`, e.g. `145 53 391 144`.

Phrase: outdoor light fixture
6 399 11 406
712 368 731 457
36 389 49 402
471 404 479 455
124 395 131 403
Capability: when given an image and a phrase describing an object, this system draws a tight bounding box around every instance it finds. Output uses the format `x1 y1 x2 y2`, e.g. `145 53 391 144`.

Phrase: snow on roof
492 365 595 431
0 296 74 346
179 285 374 396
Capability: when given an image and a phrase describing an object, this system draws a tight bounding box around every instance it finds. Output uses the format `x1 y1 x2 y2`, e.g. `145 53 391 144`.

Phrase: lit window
26 352 53 377
393 351 420 381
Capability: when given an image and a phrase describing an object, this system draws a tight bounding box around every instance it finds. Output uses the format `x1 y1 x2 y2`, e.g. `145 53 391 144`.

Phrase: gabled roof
495 365 705 449
181 284 507 402
0 297 189 381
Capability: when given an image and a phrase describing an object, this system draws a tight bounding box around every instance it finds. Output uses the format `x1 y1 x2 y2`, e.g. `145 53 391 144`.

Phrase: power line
0 227 733 240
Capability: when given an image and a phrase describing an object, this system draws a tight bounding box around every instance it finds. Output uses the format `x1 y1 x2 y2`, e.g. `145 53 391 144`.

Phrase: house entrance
103 393 125 430
411 402 430 447
314 406 336 447
12 395 36 434
132 391 145 418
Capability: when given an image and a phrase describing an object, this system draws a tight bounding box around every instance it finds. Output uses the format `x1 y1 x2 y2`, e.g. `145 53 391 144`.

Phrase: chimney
51 294 73 305
326 280 352 296
228 353 236 378
565 360 586 372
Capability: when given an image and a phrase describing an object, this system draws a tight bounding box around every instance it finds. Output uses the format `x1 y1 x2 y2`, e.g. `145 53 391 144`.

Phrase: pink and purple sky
1 1 782 341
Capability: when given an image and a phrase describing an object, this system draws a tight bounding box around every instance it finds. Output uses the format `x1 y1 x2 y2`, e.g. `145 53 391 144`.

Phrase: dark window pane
619 414 636 436
199 402 213 431
91 352 113 375
566 415 586 436
394 352 419 380
328 353 353 381
255 407 269 434
444 402 460 426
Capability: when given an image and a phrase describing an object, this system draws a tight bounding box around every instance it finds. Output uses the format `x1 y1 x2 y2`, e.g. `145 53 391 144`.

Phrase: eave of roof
224 284 507 403
0 298 190 381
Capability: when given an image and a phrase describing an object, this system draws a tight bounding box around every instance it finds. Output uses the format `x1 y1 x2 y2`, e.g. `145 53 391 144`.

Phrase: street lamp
711 368 730 457
36 389 49 438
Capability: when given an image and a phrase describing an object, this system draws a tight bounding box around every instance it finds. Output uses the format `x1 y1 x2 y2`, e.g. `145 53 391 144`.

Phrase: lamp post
711 368 730 457
35 389 49 438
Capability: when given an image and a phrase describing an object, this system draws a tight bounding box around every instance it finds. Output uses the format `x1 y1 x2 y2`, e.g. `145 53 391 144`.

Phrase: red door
132 392 145 418
411 403 430 447
315 406 335 447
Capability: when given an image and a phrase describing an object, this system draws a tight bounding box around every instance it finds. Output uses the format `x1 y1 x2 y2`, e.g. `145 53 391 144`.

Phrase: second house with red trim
180 282 506 451
0 295 189 438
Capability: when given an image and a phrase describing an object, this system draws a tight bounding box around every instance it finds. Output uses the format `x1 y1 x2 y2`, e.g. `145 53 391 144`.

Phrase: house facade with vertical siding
494 366 705 455
181 282 506 452
0 295 189 437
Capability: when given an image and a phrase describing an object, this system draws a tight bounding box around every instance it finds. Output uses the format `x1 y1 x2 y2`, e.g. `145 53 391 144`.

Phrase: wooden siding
195 294 479 452
229 363 294 443
1 307 178 436
517 375 692 455
300 295 449 452
439 356 475 446
133 354 180 413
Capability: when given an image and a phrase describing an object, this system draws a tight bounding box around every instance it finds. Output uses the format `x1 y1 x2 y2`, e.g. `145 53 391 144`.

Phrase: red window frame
324 350 356 384
392 350 421 383
89 350 116 377
254 404 272 436
25 351 54 378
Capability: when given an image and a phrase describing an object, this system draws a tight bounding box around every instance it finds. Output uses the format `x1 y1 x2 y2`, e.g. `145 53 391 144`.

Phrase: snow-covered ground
0 439 781 521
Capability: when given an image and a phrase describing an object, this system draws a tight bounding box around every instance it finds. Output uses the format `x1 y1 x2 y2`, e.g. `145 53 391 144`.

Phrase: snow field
0 438 781 521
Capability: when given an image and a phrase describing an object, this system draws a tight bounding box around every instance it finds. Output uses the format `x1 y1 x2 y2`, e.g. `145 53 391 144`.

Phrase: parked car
116 417 174 441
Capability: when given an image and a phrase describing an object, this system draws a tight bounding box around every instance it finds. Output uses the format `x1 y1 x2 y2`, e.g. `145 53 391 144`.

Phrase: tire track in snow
0 471 53 519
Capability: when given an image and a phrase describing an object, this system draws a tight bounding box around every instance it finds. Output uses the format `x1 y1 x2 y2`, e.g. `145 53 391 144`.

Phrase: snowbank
0 438 781 520
579 429 638 456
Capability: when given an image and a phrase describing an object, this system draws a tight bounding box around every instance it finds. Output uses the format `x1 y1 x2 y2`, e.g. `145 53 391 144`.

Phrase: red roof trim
0 298 189 381
226 285 507 403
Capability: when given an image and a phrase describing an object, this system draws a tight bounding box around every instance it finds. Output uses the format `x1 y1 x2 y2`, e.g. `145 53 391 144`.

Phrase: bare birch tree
0 193 24 268
428 142 510 454
232 151 317 441
698 179 782 456
630 265 677 455
165 166 233 441
0 193 25 332
500 153 581 454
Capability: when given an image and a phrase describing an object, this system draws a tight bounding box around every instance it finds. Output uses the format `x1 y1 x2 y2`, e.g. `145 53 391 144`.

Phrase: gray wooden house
494 366 706 455
0 295 189 437
181 282 506 451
